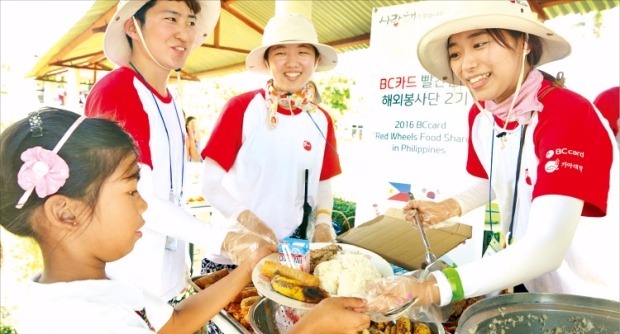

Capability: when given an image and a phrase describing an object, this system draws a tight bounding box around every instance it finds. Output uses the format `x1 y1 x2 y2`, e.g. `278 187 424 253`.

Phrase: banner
353 1 484 266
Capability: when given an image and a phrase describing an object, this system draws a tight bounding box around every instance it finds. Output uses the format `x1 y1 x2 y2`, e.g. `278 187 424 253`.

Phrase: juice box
278 237 310 272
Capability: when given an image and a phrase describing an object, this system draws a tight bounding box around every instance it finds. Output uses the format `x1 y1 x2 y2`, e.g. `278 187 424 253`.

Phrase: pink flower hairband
15 114 86 209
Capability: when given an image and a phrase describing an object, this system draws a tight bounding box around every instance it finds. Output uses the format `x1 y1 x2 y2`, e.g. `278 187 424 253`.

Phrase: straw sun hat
417 0 571 85
104 0 221 67
246 13 338 74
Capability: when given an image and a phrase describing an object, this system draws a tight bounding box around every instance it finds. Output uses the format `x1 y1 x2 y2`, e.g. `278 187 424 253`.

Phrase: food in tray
191 270 257 333
193 268 229 290
270 274 329 303
362 317 432 334
186 195 205 203
225 287 261 330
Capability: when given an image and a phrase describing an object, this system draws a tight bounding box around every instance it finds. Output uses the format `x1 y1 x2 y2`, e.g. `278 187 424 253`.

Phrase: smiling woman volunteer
367 0 619 313
199 13 341 272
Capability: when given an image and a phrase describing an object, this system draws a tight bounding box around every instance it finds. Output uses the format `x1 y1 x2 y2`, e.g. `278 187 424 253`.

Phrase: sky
0 0 96 76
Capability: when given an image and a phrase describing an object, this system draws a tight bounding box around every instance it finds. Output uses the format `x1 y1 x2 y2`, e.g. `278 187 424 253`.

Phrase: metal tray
456 293 620 334
250 297 445 334
189 275 253 334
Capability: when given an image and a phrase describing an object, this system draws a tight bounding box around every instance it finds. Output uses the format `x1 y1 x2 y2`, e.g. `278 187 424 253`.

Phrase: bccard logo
545 150 554 159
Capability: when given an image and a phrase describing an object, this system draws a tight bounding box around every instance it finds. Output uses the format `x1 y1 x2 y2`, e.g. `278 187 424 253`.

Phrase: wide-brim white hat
104 0 221 67
417 0 571 85
246 13 338 74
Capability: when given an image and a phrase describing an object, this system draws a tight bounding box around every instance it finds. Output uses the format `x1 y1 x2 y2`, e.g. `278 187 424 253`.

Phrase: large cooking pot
249 297 445 334
456 293 620 333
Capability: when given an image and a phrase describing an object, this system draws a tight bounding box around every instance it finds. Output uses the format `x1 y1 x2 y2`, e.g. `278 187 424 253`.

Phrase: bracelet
315 209 331 217
442 267 464 303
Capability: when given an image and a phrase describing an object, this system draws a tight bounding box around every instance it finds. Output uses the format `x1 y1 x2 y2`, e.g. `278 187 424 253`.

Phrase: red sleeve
316 105 342 180
201 89 263 171
593 86 619 136
533 87 613 217
84 69 153 168
465 104 489 179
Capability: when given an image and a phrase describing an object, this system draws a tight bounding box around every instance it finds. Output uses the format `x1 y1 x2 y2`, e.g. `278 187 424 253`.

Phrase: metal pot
456 293 620 334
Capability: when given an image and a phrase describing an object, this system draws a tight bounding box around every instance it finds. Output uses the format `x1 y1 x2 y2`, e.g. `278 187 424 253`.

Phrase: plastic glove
221 228 277 265
309 214 337 243
403 198 461 228
362 270 443 323
237 210 277 244
290 297 370 334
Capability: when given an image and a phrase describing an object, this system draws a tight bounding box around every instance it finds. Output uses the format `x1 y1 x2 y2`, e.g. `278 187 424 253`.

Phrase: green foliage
332 197 356 234
1 306 17 334
13 238 43 281
315 75 353 116
0 325 17 334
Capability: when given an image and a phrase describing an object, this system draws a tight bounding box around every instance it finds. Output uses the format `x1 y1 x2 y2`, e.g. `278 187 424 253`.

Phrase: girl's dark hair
447 29 545 84
128 0 203 49
0 108 137 239
486 29 544 67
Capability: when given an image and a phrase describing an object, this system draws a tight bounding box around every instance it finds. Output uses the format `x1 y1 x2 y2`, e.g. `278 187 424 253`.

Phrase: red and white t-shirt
85 67 229 301
465 78 619 298
202 89 341 239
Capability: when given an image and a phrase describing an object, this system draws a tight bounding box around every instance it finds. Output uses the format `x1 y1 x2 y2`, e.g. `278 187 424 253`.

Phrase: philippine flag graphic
387 182 412 202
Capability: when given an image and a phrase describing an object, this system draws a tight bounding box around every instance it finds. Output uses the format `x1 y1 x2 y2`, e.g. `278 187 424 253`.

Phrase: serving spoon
381 296 418 318
408 194 437 268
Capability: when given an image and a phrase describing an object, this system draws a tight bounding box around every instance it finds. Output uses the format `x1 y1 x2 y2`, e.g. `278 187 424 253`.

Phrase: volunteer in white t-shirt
200 13 341 268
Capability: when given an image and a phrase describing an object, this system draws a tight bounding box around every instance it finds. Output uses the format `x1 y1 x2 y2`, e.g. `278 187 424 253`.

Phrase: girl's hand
290 297 370 334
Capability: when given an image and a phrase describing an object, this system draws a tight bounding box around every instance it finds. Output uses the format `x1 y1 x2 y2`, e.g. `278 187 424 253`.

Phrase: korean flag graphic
387 182 413 202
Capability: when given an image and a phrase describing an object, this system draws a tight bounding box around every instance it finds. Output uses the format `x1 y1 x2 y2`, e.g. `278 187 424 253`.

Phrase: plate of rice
252 242 393 310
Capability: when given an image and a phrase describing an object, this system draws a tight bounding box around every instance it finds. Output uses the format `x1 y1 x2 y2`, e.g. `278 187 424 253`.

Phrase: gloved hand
222 228 277 265
237 210 277 244
363 274 441 322
403 198 462 227
309 213 337 243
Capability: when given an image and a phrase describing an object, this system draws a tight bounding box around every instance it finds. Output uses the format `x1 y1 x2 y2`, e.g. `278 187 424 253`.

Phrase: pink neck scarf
486 69 544 125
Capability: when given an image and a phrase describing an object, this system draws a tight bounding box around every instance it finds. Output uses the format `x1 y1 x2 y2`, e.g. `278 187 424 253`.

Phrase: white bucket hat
104 0 221 67
417 0 571 85
246 13 338 74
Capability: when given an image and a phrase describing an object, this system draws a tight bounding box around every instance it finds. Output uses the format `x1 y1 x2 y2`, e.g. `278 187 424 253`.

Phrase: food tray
189 275 253 334
250 297 445 334
456 293 620 333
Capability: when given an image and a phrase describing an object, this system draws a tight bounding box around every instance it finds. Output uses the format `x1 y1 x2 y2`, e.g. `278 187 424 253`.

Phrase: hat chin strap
132 17 174 72
471 33 529 140
132 17 185 102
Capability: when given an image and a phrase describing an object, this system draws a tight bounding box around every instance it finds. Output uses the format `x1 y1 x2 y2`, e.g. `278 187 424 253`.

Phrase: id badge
165 236 178 251
483 236 503 257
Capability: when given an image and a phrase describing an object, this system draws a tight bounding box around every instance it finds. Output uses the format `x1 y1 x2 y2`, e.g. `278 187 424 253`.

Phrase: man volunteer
85 0 276 303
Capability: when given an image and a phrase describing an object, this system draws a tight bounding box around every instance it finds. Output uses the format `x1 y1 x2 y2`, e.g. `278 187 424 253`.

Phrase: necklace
129 62 185 206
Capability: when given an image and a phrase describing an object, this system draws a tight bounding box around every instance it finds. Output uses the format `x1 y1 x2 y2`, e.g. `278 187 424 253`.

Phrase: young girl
367 0 619 313
1 108 370 333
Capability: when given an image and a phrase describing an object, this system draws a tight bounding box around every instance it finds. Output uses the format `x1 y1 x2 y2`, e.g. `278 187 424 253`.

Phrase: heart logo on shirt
303 140 312 151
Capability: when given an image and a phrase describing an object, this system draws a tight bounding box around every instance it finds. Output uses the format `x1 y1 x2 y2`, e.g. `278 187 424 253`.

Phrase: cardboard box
336 208 472 271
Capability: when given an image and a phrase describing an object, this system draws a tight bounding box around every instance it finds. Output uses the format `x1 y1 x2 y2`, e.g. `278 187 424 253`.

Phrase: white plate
251 242 394 310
